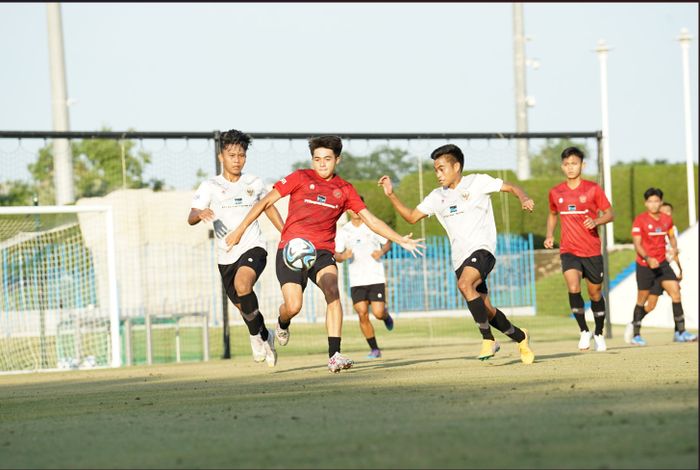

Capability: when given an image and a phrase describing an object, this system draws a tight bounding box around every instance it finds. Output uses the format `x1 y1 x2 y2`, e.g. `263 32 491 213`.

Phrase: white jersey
191 174 267 265
335 222 387 287
416 173 503 270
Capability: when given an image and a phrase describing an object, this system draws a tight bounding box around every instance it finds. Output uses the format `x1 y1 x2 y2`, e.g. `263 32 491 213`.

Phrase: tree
530 139 592 177
0 180 34 206
28 131 154 203
292 145 415 182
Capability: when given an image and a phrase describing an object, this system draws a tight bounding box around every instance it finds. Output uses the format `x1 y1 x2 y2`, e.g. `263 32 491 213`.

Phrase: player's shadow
493 349 621 366
272 355 468 374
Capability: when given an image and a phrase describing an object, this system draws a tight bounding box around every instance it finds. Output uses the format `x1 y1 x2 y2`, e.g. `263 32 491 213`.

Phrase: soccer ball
283 238 317 271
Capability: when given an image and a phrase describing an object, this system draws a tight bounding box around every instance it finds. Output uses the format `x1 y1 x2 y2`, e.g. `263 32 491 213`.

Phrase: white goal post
0 205 120 370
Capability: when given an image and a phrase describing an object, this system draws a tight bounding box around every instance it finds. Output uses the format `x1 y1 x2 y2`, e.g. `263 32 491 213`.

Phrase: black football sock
672 302 685 333
328 337 341 357
278 317 291 330
238 292 266 337
633 304 647 336
466 297 495 341
489 309 526 342
366 337 379 350
591 298 606 336
569 292 588 332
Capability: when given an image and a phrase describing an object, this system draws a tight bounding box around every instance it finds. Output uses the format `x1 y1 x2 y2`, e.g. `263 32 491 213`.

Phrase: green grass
536 249 637 317
0 316 697 469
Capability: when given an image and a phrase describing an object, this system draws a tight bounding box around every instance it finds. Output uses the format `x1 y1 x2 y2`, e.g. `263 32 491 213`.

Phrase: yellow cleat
518 328 535 364
477 339 500 361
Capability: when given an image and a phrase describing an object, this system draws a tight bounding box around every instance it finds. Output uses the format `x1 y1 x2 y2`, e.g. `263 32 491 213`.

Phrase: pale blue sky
0 3 698 180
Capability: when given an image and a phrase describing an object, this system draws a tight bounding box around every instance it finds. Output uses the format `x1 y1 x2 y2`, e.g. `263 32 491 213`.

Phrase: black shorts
454 249 496 295
560 253 604 285
218 247 267 304
649 278 664 296
350 283 386 304
275 248 337 291
636 261 678 291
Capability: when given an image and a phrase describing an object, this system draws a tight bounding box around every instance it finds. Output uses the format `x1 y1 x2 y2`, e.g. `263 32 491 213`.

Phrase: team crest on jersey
579 195 587 203
459 190 469 200
333 189 342 199
317 195 327 203
309 184 315 190
246 186 254 196
558 197 564 203
568 204 576 211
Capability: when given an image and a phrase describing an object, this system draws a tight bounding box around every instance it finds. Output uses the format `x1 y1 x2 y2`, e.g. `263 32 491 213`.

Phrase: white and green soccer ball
283 238 317 271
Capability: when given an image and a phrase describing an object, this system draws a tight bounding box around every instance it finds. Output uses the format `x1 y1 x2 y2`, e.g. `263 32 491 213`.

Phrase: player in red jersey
623 188 696 345
226 135 424 372
544 147 614 352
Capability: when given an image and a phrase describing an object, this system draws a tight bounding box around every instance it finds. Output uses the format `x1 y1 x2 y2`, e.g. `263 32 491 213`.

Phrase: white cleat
249 334 266 363
578 330 593 351
263 329 277 367
593 334 607 352
328 352 354 373
623 323 634 344
275 323 290 346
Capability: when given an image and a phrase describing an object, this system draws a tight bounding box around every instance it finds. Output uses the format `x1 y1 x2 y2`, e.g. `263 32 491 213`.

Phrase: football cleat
578 330 593 351
383 313 394 331
623 323 634 344
263 329 277 367
249 334 266 363
366 349 382 359
593 334 607 352
275 323 290 346
328 352 354 373
674 331 698 343
630 335 647 346
518 329 535 364
477 339 500 361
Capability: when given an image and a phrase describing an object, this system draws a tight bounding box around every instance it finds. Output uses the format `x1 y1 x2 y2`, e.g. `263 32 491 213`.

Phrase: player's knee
322 284 340 303
285 299 303 316
233 280 252 297
457 279 476 296
357 311 370 322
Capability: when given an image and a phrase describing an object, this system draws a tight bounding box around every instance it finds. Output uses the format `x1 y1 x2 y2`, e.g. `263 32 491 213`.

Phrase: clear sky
0 3 698 176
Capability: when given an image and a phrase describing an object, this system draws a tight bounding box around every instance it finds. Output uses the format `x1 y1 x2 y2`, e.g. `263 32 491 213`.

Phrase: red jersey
273 169 366 252
548 180 611 257
631 211 674 266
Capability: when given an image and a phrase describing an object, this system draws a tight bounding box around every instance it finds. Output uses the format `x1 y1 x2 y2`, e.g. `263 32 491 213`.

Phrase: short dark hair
561 146 585 160
431 144 464 171
644 187 664 200
308 135 342 157
220 129 252 152
661 202 673 210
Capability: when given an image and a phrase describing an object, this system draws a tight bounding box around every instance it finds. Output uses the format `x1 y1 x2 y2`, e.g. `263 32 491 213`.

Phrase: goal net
0 205 119 372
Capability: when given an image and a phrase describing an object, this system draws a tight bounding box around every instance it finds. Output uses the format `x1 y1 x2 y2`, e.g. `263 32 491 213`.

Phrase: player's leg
482 294 534 364
355 299 381 358
369 284 393 331
562 255 591 350
661 278 697 342
275 248 306 346
582 256 606 351
456 264 498 360
629 263 656 346
234 264 277 366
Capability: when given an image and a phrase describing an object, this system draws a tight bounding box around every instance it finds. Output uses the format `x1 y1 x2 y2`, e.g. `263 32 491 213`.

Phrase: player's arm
357 208 424 257
583 207 614 230
263 205 285 232
500 181 534 212
335 249 353 262
667 228 682 276
225 189 283 249
632 234 659 269
544 211 558 249
187 208 215 225
377 175 428 224
372 240 392 260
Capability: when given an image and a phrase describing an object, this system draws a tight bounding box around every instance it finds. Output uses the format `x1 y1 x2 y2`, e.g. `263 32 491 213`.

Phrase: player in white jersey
379 144 535 363
188 129 284 367
335 198 394 359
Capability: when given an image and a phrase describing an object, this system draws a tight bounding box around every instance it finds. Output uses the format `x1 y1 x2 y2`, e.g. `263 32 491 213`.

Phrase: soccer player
544 146 614 352
624 188 696 345
378 143 535 363
638 202 683 316
335 200 394 359
188 129 285 367
225 135 424 373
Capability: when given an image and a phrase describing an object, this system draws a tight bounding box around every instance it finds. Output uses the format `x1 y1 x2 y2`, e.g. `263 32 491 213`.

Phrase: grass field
0 316 697 469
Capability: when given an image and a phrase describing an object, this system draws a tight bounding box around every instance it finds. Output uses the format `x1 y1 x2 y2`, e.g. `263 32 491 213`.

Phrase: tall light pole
513 3 530 180
47 2 74 205
596 39 615 249
678 28 697 226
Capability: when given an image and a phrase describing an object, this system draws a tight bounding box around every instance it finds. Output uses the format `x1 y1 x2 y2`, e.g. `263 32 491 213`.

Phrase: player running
624 188 696 346
544 146 614 352
188 129 284 367
226 135 424 373
335 200 394 359
378 143 535 363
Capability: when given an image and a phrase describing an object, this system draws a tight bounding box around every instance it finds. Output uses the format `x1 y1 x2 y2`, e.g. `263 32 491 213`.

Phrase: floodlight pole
678 28 698 226
513 3 531 180
596 40 615 249
46 3 75 205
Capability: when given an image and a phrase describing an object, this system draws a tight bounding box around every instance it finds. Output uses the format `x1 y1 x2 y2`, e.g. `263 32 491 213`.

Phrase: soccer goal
0 205 120 372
